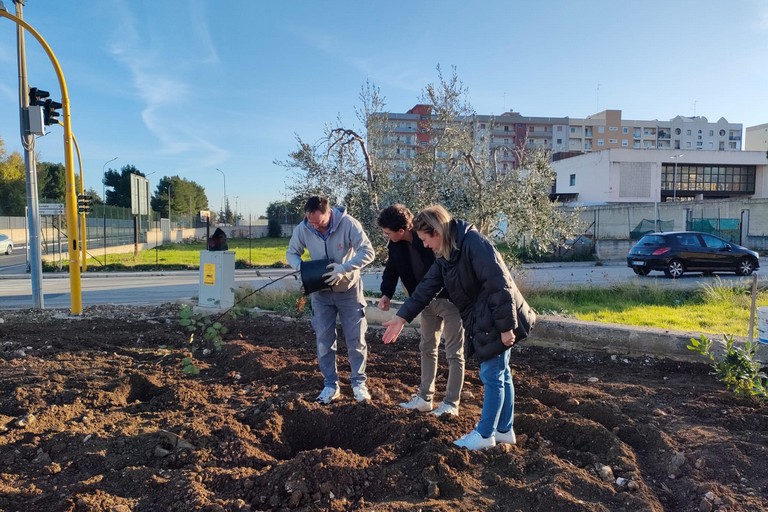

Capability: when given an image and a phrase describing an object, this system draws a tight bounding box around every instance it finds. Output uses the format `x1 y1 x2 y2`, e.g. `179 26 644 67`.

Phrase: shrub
687 334 767 402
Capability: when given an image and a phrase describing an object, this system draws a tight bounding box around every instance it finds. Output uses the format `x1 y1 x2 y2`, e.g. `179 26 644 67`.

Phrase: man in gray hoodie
287 196 375 404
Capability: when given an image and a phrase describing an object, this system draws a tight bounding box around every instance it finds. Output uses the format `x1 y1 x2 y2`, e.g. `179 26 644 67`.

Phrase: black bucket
300 258 331 295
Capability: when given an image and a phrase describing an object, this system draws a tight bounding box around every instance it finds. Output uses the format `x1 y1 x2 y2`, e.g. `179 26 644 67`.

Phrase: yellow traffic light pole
67 128 88 271
0 8 83 314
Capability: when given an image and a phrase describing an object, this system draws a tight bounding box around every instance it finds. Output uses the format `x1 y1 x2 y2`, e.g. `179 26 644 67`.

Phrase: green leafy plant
181 357 201 376
687 334 767 401
179 304 242 352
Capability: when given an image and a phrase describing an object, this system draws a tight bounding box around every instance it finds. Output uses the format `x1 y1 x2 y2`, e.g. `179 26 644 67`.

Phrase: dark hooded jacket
380 229 449 300
395 219 536 362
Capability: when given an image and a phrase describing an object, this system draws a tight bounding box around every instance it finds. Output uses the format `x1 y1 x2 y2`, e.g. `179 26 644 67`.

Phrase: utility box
198 251 236 309
27 106 46 136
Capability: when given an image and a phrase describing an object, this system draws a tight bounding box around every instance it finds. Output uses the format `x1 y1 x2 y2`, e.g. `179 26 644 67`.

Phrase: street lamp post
233 196 239 226
102 157 118 266
167 183 172 222
670 154 684 202
215 168 226 222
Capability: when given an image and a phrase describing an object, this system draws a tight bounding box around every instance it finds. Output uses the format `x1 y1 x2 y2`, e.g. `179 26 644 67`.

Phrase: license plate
632 261 645 266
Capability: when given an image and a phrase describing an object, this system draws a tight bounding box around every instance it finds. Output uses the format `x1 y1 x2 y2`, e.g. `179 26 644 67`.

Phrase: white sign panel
130 173 150 215
39 202 64 216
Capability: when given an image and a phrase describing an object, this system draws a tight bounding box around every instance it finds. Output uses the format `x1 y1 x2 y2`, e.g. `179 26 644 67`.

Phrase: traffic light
77 194 93 214
43 98 62 126
29 87 50 106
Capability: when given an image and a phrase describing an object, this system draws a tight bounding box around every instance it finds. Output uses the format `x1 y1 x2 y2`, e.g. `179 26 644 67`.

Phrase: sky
1 0 768 219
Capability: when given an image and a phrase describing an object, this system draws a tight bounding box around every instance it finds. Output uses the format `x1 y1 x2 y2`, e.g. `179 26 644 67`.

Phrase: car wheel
735 257 755 276
664 259 685 279
4 246 11 255
632 267 651 276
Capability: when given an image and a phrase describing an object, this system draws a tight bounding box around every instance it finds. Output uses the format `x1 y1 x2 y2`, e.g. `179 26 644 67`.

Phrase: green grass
79 237 766 336
528 279 768 337
83 238 292 271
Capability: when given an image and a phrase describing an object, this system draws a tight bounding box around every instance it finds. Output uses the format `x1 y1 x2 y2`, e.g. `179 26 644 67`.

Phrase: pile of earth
0 304 766 512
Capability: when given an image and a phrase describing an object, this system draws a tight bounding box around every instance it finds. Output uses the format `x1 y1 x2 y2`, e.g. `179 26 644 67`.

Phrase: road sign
39 203 64 216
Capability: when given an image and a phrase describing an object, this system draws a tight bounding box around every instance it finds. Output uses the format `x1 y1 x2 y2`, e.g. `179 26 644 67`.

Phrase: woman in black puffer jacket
383 204 535 451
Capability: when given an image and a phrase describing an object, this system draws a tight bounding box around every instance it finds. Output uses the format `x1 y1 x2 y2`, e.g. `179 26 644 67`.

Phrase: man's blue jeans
310 285 368 389
476 349 514 438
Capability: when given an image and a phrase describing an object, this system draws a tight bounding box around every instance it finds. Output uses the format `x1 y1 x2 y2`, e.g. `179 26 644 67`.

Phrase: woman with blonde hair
383 204 535 450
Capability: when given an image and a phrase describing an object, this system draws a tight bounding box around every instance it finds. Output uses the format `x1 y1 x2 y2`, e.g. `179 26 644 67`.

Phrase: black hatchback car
627 231 760 278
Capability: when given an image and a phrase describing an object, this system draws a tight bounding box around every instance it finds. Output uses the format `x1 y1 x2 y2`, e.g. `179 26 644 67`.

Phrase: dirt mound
0 305 766 511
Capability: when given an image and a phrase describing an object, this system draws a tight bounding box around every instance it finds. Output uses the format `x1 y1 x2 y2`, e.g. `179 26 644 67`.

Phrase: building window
686 130 691 135
608 139 617 143
557 138 562 144
569 174 576 186
557 125 563 131
709 130 714 136
719 129 726 136
598 126 605 133
504 125 509 131
480 123 486 129
570 127 577 133
675 128 681 135
622 127 629 134
622 140 629 147
609 126 618 131
597 139 604 146
661 163 755 195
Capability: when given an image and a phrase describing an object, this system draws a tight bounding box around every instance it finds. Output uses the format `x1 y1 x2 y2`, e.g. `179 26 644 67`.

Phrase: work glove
323 262 346 286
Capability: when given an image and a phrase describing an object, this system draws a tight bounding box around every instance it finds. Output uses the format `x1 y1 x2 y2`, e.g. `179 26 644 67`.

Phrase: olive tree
279 66 581 256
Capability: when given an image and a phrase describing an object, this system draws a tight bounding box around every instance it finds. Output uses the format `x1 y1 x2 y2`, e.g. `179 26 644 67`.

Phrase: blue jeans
310 285 368 388
476 349 514 438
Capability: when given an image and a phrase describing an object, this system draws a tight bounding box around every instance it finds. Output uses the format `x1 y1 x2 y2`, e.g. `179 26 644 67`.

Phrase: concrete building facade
551 148 768 205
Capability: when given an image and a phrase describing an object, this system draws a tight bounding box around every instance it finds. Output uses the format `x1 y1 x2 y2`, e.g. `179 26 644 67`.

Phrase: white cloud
106 0 226 163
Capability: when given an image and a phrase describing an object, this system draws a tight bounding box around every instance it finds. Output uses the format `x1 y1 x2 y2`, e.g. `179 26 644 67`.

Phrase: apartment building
567 110 742 152
374 105 743 174
745 123 768 151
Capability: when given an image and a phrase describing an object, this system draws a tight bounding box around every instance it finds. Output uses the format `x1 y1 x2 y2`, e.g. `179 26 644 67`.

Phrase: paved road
0 262 763 310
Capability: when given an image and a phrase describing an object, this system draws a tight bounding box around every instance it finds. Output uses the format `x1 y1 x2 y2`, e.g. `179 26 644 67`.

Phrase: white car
0 234 13 255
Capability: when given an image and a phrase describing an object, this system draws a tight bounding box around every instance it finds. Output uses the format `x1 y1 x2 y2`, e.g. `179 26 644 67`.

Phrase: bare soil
0 304 766 512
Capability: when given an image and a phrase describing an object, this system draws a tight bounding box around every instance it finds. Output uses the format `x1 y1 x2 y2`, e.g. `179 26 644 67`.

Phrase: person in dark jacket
377 204 465 416
382 204 536 450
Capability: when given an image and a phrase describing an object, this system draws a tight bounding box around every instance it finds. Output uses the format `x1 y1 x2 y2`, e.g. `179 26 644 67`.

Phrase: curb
363 304 768 364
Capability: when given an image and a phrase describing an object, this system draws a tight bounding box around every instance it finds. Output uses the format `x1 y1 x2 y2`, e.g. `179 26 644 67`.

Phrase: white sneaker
315 386 340 404
495 429 517 445
352 384 371 403
453 429 496 450
399 395 433 412
430 402 459 417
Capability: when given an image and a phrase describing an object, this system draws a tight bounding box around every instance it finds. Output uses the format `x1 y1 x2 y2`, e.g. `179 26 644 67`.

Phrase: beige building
745 123 768 151
568 110 742 153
